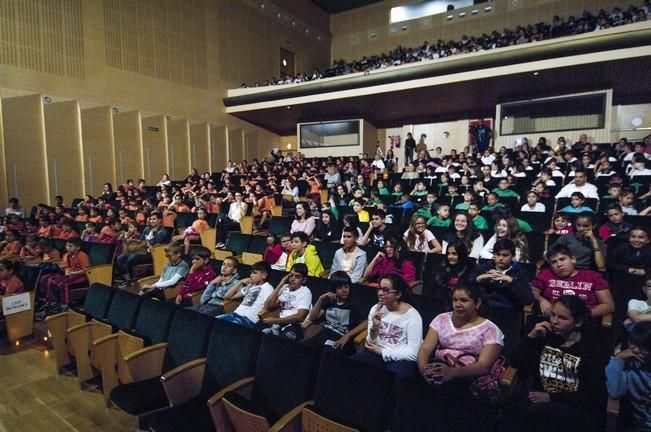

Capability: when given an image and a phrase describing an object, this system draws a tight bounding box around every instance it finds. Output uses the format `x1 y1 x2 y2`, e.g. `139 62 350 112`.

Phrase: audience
242 4 650 88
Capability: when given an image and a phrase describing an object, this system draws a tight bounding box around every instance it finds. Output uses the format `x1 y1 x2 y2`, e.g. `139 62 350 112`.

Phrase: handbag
443 353 506 403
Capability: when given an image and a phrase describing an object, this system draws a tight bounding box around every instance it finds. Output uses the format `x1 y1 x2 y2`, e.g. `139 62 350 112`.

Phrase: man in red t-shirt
532 244 614 318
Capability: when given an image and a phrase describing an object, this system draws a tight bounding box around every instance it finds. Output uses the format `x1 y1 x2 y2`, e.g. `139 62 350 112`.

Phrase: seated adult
352 275 422 377
554 167 599 200
361 236 417 286
262 263 312 340
359 209 397 249
470 239 533 357
550 212 606 272
116 211 169 285
531 244 614 319
418 283 503 387
403 214 442 253
330 227 367 283
302 271 367 354
290 202 316 236
216 192 248 248
501 296 607 432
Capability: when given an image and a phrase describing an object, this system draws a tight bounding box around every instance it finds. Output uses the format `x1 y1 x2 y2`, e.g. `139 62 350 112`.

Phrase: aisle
0 339 138 432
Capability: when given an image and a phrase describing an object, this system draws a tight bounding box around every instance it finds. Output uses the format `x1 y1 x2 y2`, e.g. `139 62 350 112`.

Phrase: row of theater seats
45 283 498 432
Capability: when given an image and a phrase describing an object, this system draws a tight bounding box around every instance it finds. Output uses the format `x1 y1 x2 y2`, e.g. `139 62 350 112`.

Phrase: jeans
116 252 152 277
217 312 257 329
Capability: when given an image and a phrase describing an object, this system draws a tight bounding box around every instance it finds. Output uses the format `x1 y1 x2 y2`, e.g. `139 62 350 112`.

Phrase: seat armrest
161 358 208 406
207 377 255 407
270 401 313 432
500 367 518 387
190 290 205 306
123 342 168 382
136 275 161 288
354 330 368 345
85 264 114 286
67 321 92 336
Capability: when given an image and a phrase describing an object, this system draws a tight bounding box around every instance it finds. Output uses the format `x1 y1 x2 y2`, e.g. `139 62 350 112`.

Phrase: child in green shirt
427 204 451 227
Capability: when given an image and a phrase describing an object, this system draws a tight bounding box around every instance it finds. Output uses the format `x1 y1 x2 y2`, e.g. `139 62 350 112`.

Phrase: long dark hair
448 212 481 247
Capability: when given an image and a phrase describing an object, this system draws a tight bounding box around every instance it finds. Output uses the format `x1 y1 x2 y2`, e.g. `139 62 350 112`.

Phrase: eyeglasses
378 289 398 295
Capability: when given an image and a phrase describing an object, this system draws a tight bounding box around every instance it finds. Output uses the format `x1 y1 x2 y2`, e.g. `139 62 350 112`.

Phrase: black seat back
80 283 115 319
162 308 213 373
250 334 320 422
105 290 143 330
132 299 177 345
201 319 261 395
311 350 396 432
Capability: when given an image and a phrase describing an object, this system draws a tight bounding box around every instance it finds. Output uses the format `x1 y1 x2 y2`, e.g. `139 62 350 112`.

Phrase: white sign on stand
2 292 32 316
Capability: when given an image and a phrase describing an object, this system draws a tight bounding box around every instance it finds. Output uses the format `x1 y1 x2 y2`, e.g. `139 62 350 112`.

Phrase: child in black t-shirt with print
302 271 367 354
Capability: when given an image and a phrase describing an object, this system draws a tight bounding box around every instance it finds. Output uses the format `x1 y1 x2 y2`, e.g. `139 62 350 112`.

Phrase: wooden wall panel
190 122 210 174
228 128 244 166
142 115 168 183
1 94 49 209
0 100 7 210
44 100 84 202
81 106 116 196
210 125 227 171
167 119 190 180
113 111 143 183
244 130 258 163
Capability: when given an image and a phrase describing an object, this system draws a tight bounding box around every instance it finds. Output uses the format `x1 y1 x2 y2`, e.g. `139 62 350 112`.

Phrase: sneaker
118 280 133 289
34 311 47 322
216 242 226 249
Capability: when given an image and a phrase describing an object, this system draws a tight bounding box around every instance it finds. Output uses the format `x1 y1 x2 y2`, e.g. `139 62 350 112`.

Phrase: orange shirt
0 241 22 260
257 196 275 212
36 225 53 238
88 215 104 224
98 225 120 243
163 212 177 228
0 275 24 295
74 215 89 222
191 219 209 234
55 229 79 240
62 250 90 272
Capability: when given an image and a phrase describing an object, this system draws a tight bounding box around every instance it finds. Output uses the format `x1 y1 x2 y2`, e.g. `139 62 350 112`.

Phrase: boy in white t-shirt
217 261 274 328
262 263 312 340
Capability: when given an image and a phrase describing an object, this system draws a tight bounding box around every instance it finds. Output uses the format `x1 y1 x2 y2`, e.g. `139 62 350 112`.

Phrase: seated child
190 256 240 315
175 246 216 305
606 321 651 432
561 192 594 214
427 204 451 227
261 263 312 341
0 259 24 296
545 212 573 235
38 237 89 312
598 203 632 243
138 243 189 299
302 271 367 354
217 261 274 328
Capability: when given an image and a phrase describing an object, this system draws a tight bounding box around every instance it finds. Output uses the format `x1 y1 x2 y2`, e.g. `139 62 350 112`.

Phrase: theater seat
109 308 213 419
45 283 115 372
208 334 320 432
144 319 261 432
